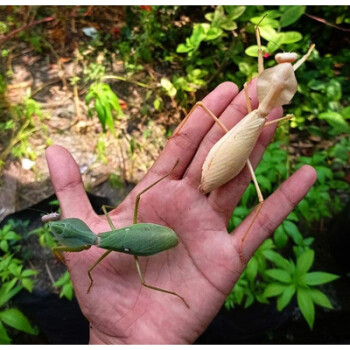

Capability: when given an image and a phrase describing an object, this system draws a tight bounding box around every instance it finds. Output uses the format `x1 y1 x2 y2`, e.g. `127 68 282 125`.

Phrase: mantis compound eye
50 222 64 236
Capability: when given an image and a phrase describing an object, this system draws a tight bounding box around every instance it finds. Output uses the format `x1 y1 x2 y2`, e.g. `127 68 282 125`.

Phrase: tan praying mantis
173 19 315 260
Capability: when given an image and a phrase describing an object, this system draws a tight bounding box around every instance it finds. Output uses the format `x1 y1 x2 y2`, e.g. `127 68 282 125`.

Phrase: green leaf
274 226 288 248
309 289 333 309
277 285 296 311
224 6 246 20
262 250 293 272
250 16 279 28
176 43 192 53
303 272 339 286
279 31 303 44
319 111 350 132
0 308 37 335
246 256 258 283
161 78 177 97
21 278 33 292
245 45 268 57
204 27 223 41
341 106 350 119
0 282 22 307
265 269 292 283
153 97 163 111
296 249 314 275
94 98 106 131
259 26 278 42
263 283 286 298
326 80 342 101
308 79 326 91
190 24 207 48
0 321 11 344
283 220 303 245
0 240 8 252
297 288 315 329
280 6 306 27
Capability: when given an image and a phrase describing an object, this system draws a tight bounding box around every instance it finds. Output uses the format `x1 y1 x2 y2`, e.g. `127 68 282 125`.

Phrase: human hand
45 80 316 344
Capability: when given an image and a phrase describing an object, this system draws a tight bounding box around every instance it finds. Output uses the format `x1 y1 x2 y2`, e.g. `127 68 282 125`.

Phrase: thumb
45 145 95 222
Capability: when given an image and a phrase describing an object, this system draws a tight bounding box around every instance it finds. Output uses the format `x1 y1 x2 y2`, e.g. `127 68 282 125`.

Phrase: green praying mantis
45 161 189 308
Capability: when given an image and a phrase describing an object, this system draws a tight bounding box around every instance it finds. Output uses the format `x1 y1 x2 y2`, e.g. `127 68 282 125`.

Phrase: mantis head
49 218 97 247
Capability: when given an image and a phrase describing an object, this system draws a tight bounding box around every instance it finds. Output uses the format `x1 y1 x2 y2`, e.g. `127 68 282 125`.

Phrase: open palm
45 81 316 344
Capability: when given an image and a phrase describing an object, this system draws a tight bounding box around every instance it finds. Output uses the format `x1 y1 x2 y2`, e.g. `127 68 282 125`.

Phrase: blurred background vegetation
0 5 349 344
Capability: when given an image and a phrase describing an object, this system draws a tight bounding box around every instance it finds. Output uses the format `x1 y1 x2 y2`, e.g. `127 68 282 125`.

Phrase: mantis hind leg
239 159 264 264
134 256 189 308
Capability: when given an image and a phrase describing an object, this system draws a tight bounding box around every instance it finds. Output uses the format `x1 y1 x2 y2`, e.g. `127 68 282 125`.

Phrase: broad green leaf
280 31 302 44
0 281 21 307
280 6 306 27
245 44 268 57
244 294 255 308
104 103 115 133
176 43 192 53
246 256 258 283
277 285 296 311
274 226 288 248
250 16 279 28
0 321 11 344
341 106 350 119
219 19 237 32
0 240 8 252
85 91 94 104
262 250 293 272
161 78 177 97
326 79 342 101
94 98 106 131
265 269 292 283
0 308 37 335
259 26 278 42
283 220 303 245
153 97 162 111
319 111 350 132
296 249 314 275
309 288 333 309
190 24 207 48
287 211 298 221
308 79 326 91
224 6 246 20
303 272 339 286
315 165 333 184
21 278 33 292
263 283 286 298
297 288 315 329
204 27 223 41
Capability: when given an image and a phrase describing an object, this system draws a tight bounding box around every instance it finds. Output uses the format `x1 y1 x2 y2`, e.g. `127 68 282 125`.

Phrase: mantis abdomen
200 110 266 193
98 223 179 256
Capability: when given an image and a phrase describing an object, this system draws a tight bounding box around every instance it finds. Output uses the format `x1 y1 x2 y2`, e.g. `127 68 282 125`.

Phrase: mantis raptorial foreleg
53 244 92 264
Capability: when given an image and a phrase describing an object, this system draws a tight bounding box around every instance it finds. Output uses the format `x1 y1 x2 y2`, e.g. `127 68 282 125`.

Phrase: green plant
85 81 124 133
53 271 74 301
31 219 75 301
0 93 44 170
263 249 338 329
226 136 345 329
0 222 38 344
0 282 38 344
